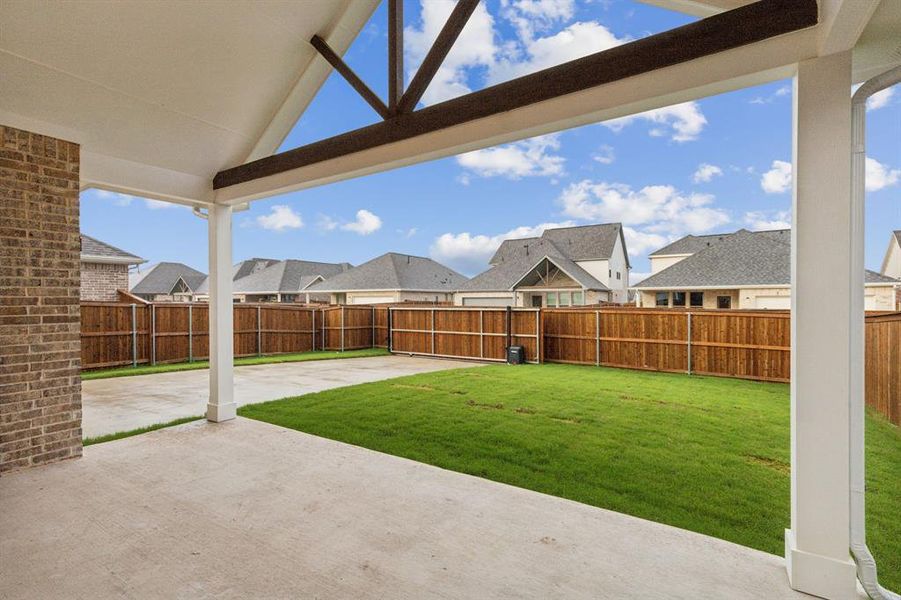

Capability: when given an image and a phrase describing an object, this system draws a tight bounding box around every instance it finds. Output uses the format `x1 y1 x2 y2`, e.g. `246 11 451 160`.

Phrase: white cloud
749 84 790 105
94 190 182 210
316 214 338 231
256 205 303 231
558 180 730 239
398 227 418 238
744 210 791 230
144 199 179 210
760 160 792 194
693 163 723 184
592 144 615 165
603 102 708 142
759 157 899 194
489 20 627 84
341 209 382 235
500 0 575 41
430 220 575 274
405 0 497 106
866 86 895 111
621 227 667 258
866 156 901 191
457 134 565 179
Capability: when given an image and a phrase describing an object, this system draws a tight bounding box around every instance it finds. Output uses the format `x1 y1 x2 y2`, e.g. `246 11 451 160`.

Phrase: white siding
649 254 690 274
882 239 901 279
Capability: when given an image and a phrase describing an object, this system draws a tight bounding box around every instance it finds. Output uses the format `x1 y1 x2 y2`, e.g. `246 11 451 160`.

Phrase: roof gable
80 234 144 264
130 262 206 294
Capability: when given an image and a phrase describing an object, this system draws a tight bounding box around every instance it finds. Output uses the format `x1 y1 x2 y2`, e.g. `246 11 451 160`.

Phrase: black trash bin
506 345 525 365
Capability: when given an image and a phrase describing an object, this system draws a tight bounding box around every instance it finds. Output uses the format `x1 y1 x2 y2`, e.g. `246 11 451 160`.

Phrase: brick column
0 124 82 473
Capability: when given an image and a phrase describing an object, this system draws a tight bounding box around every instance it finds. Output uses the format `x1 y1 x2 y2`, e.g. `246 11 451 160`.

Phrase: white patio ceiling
0 0 898 207
0 0 378 206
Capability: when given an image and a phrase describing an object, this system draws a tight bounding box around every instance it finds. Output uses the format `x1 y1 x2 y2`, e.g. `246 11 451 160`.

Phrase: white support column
784 51 857 600
207 204 236 423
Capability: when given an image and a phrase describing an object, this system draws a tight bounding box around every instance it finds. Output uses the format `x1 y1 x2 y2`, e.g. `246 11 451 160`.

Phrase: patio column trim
784 50 857 600
207 204 236 423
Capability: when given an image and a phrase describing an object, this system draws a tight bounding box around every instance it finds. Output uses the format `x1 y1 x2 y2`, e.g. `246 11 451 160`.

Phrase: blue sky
81 0 900 283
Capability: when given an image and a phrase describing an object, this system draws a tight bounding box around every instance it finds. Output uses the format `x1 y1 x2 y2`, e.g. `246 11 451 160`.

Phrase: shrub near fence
80 303 900 425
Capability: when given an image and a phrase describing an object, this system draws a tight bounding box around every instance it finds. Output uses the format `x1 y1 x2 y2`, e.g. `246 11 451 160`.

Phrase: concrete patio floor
82 355 477 437
1 417 819 600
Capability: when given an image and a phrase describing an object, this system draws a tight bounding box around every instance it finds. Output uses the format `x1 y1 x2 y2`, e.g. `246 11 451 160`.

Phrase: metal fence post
150 303 156 366
595 310 600 367
340 306 345 352
387 307 393 352
188 304 193 363
687 312 693 375
257 305 262 357
131 303 137 368
431 308 436 355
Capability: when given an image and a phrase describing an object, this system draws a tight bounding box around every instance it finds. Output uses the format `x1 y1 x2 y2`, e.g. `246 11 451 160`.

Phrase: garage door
462 297 513 307
351 296 394 305
755 296 791 310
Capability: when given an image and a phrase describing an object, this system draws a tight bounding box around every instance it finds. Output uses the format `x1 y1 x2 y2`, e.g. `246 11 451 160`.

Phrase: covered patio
2 0 899 598
1 417 807 600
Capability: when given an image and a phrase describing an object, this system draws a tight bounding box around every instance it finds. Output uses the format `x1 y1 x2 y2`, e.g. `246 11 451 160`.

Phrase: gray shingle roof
488 223 627 266
129 262 207 295
80 234 144 264
459 237 608 292
895 230 901 245
636 229 897 288
232 260 351 294
308 253 467 292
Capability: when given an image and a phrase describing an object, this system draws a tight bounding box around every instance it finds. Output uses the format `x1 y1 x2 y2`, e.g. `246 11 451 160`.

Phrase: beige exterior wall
882 239 901 280
0 125 82 473
80 261 129 301
638 285 896 311
649 254 690 274
332 291 454 305
637 289 738 309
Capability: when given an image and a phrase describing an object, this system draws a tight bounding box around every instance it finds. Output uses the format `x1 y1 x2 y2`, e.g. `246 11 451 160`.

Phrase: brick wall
81 261 128 301
0 124 82 473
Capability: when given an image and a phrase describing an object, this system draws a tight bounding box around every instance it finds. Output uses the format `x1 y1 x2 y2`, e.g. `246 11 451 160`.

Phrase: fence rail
80 303 900 425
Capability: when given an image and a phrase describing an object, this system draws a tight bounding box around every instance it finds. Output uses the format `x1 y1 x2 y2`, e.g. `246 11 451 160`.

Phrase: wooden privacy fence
865 312 901 425
388 307 541 364
80 303 900 425
541 308 791 382
82 302 319 369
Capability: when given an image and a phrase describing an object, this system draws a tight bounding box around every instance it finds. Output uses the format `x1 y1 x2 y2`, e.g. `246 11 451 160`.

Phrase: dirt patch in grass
746 455 790 475
515 407 537 415
466 399 504 410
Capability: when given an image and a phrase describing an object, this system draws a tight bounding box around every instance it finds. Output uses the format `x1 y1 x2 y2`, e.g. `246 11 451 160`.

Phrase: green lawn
83 415 203 446
239 363 901 589
81 348 389 380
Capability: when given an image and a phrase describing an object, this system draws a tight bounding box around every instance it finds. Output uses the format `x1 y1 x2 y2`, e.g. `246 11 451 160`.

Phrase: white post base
785 529 858 600
206 401 237 423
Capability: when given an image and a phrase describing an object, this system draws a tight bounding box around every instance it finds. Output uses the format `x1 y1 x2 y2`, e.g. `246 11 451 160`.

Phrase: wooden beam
395 0 480 114
214 0 816 190
388 0 404 113
310 34 391 120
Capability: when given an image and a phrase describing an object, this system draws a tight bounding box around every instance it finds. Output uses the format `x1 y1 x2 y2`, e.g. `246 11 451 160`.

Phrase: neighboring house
129 262 207 302
881 230 901 310
193 258 352 303
80 234 145 301
455 223 630 307
307 253 466 304
634 229 898 311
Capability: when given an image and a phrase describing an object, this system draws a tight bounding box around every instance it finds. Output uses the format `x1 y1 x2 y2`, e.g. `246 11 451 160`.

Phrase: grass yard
239 363 901 589
81 348 389 380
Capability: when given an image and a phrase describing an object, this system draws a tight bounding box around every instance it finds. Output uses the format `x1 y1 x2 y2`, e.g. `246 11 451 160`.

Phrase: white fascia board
81 255 146 266
215 27 816 205
81 151 214 207
649 253 694 259
311 288 452 294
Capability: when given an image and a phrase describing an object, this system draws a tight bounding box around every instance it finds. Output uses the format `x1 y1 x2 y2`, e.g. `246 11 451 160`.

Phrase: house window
547 292 557 307
559 291 571 307
690 292 704 307
572 291 584 305
672 291 686 307
616 271 621 280
655 292 669 307
717 296 732 309
608 269 612 277
282 294 295 303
